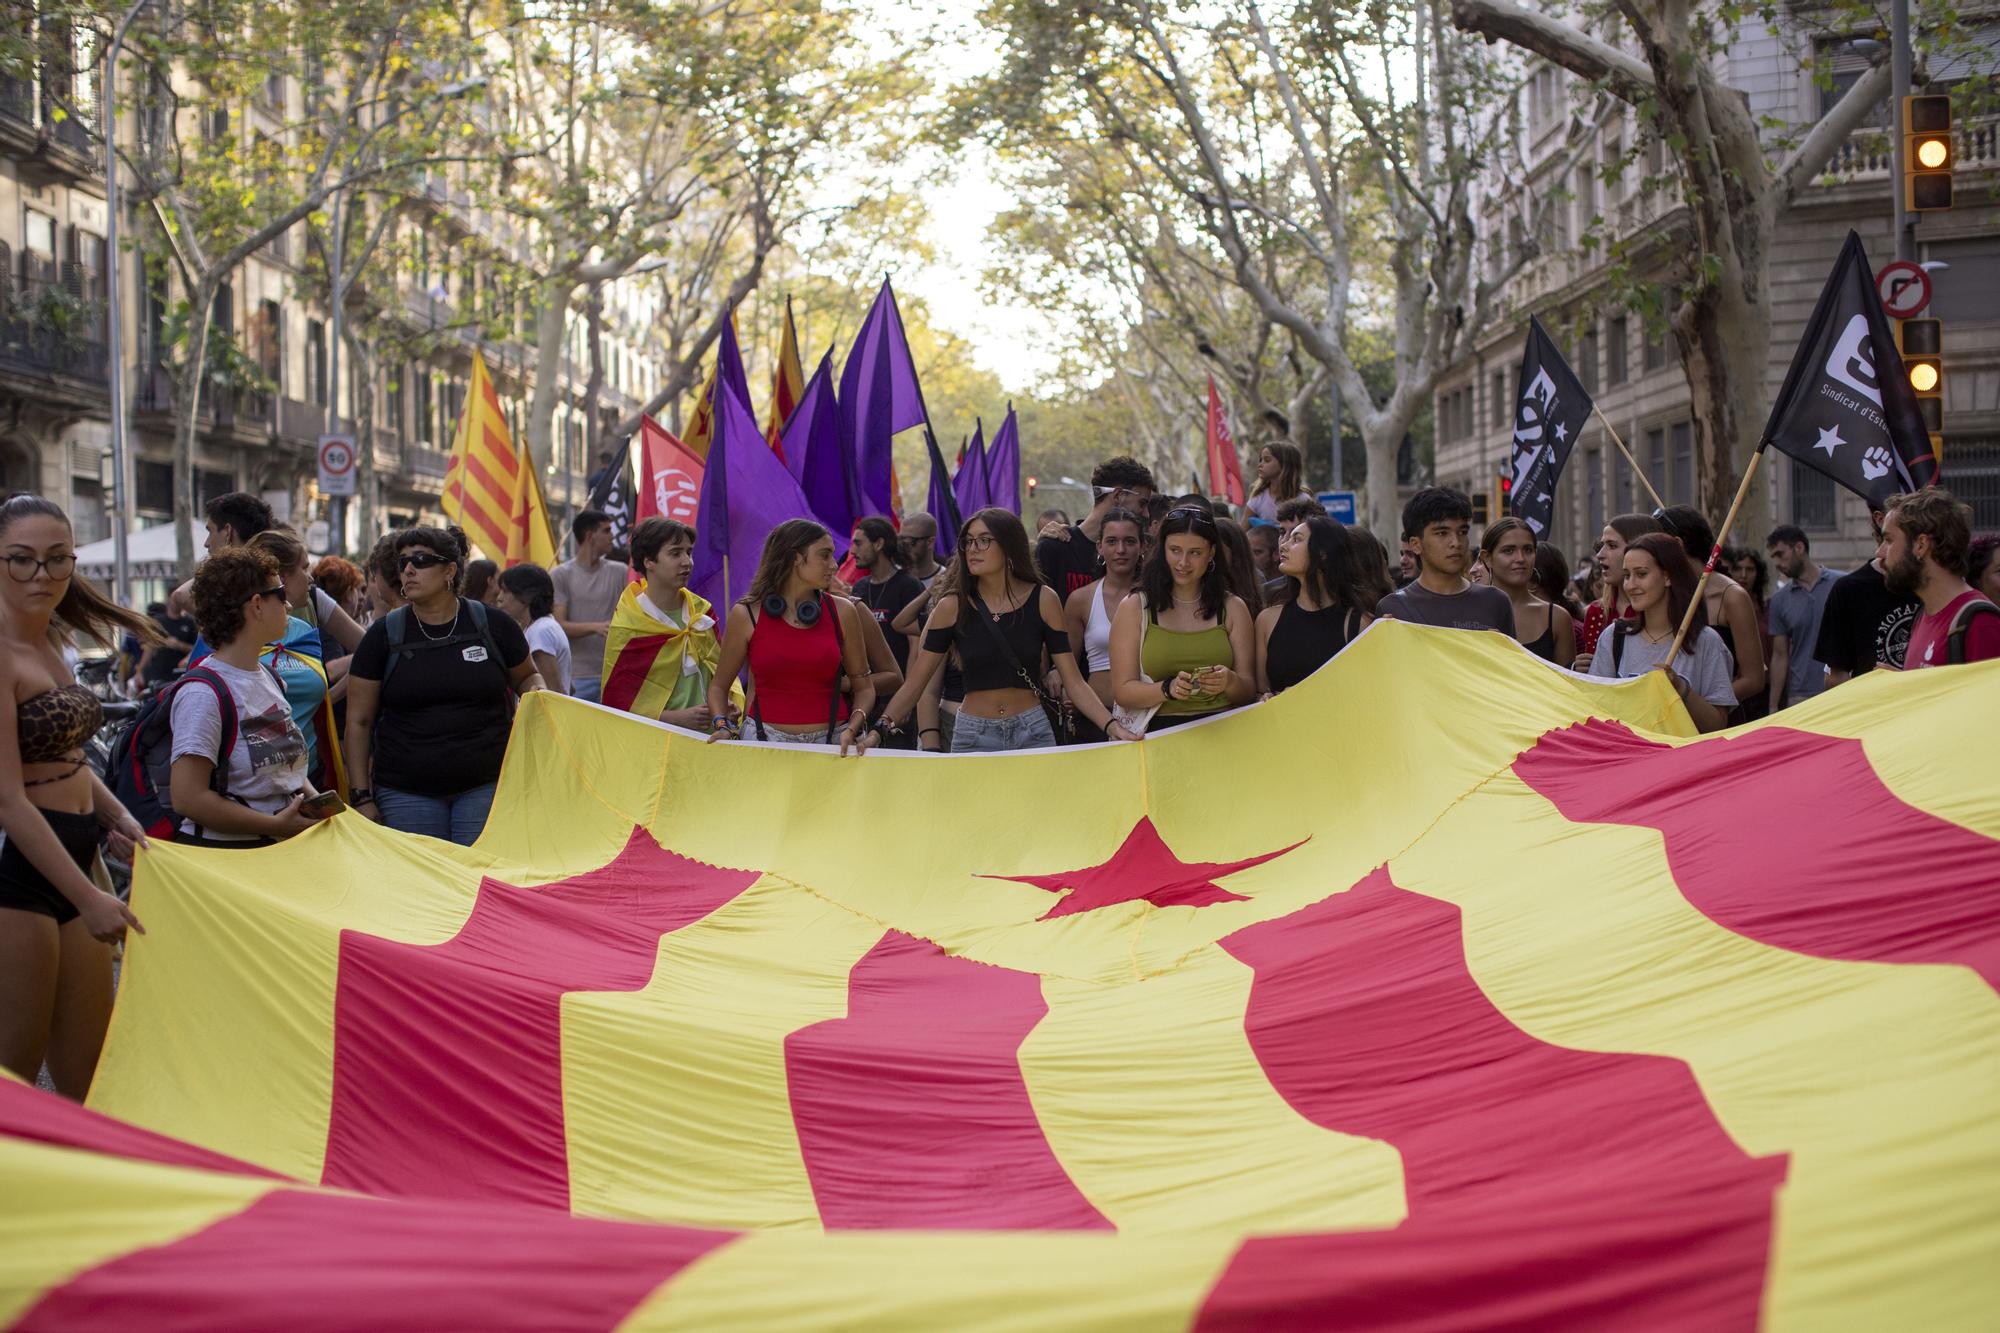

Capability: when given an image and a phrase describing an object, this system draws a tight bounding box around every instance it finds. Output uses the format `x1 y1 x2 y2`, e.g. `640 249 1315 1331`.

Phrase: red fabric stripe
0 1078 280 1180
1198 867 1784 1329
480 421 519 475
320 827 757 1209
601 634 669 712
1515 720 2000 994
455 491 512 559
17 1187 734 1332
785 931 1111 1230
465 451 515 513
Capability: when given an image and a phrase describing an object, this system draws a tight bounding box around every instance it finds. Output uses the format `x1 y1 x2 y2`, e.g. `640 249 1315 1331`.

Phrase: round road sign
1877 261 1931 319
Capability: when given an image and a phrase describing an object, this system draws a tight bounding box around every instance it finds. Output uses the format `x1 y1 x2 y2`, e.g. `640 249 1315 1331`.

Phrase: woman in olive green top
1109 506 1256 733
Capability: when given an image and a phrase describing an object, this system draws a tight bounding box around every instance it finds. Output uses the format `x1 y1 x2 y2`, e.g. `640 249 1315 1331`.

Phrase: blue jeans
571 674 601 703
950 708 1057 753
376 783 497 847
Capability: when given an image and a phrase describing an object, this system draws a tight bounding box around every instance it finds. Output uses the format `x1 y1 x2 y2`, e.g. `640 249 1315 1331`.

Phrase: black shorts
0 808 100 924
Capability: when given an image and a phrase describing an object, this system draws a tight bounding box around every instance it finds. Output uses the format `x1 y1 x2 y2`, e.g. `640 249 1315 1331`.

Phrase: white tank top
1085 581 1115 673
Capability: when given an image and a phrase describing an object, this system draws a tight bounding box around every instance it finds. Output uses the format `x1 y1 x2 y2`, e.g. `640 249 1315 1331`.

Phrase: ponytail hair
0 495 158 650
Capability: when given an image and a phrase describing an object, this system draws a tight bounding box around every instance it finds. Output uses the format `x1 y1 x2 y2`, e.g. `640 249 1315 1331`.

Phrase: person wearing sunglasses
344 526 544 845
169 546 326 847
1035 455 1157 598
1109 506 1257 733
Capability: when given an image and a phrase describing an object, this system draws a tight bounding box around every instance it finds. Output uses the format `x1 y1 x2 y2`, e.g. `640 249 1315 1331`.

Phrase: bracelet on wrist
348 788 374 806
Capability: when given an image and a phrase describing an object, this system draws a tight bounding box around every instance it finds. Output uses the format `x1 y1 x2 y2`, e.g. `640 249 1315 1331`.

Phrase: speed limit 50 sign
317 434 358 497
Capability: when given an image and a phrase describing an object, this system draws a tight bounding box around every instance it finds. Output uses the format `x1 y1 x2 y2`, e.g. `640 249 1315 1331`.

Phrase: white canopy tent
74 523 187 582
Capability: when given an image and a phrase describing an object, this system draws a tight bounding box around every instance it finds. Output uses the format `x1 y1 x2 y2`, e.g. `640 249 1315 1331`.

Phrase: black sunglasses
246 584 287 604
397 551 449 572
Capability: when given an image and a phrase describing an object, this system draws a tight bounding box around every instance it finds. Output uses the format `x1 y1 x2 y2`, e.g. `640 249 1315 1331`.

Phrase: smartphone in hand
298 791 345 820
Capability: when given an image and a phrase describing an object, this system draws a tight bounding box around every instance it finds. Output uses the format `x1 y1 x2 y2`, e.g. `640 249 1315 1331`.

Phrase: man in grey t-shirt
551 509 626 701
1373 487 1517 634
1764 524 1841 710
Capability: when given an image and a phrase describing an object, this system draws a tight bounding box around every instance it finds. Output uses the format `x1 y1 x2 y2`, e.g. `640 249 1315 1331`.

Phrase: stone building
1430 20 2000 572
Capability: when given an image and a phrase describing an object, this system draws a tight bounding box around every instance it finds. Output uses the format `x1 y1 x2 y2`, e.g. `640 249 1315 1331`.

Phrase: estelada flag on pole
1760 230 1939 507
1206 374 1247 506
766 297 806 463
442 350 555 567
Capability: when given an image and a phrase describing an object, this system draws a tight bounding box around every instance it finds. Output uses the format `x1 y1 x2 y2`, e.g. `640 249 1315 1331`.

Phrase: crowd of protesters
2 455 1997 1098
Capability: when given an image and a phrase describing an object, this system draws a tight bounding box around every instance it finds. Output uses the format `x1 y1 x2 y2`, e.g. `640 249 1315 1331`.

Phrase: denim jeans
571 674 601 703
950 708 1057 753
376 782 498 846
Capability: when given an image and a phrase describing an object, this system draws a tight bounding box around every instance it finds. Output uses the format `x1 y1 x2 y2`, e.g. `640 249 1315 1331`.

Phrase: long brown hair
1616 532 1708 644
1600 512 1662 613
0 495 158 650
1252 441 1304 500
949 508 1040 612
742 518 832 609
1141 506 1229 622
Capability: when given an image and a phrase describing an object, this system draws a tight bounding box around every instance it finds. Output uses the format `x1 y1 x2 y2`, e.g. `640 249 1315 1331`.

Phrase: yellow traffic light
1898 317 1944 462
1909 361 1940 393
1904 95 1953 211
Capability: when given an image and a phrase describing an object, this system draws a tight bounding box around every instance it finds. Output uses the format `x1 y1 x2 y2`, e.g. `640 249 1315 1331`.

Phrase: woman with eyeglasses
1110 506 1257 732
169 546 329 848
849 509 1130 754
0 496 156 1098
708 519 874 747
344 526 544 845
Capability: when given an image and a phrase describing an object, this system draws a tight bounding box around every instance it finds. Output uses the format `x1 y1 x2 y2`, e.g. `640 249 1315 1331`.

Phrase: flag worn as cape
599 582 741 719
1509 315 1594 537
1760 230 1939 507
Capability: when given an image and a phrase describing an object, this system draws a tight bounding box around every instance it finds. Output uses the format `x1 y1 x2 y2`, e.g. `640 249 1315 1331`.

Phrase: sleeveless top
1084 582 1116 674
1142 621 1234 717
1520 605 1558 662
746 602 848 727
1266 601 1360 693
17 683 101 764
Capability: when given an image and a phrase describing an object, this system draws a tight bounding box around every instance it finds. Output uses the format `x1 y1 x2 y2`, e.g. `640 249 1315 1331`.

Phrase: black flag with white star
1507 315 1593 537
1760 230 1938 508
585 444 634 546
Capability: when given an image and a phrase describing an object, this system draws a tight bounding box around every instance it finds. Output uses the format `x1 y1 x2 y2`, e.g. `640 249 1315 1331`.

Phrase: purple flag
717 310 754 414
952 421 990 524
838 281 927 519
780 352 858 543
692 375 823 611
926 440 959 558
984 405 1021 513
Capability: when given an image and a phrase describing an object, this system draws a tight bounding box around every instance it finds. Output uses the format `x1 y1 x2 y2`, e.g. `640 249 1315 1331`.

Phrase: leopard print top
17 683 102 765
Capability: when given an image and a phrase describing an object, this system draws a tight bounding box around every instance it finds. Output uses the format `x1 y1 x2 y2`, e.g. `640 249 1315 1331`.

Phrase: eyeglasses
963 534 999 552
5 552 75 582
396 551 449 572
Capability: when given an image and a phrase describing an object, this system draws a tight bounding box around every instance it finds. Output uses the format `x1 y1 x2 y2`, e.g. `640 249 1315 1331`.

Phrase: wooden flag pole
1665 446 1766 666
1593 405 1666 511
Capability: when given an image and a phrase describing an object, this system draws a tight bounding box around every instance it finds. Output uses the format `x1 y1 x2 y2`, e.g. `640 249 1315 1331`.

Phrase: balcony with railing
1822 116 1999 182
0 261 109 387
278 397 326 443
0 56 103 180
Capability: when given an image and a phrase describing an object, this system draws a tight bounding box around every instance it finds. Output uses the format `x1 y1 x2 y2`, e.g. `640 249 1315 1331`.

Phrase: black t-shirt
1036 525 1102 599
350 602 530 796
143 613 198 683
850 569 925 672
1812 560 1918 676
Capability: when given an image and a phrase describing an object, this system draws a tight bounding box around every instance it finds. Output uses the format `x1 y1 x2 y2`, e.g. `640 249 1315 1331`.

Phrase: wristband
348 788 374 805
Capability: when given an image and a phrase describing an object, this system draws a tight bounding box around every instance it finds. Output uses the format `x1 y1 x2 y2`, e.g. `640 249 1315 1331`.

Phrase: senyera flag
1760 229 1939 507
19 625 2000 1328
442 349 556 567
1509 315 1593 537
765 297 806 463
1206 374 1246 506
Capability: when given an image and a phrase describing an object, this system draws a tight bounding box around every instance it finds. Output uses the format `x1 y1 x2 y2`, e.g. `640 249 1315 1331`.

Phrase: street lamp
102 0 152 608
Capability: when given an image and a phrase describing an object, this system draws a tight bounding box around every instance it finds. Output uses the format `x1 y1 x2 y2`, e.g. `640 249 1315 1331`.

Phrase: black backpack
103 662 280 839
379 600 511 699
1946 598 2000 665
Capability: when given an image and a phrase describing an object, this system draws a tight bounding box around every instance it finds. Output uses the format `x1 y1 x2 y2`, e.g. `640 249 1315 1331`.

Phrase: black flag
584 443 634 545
1507 315 1594 537
1760 230 1938 508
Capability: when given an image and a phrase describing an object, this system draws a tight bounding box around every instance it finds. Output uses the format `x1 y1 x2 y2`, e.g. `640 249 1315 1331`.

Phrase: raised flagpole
1592 407 1667 511
1665 446 1766 665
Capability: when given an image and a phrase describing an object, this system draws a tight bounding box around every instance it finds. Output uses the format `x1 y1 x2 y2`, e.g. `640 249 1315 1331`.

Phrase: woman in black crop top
1255 516 1377 695
0 496 156 1100
846 509 1135 754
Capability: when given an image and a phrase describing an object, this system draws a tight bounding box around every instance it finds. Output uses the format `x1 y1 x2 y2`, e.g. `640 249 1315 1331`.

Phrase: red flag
1206 375 1246 506
635 417 705 526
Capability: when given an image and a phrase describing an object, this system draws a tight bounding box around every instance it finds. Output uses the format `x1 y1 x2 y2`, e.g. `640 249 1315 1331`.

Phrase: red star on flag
993 818 1306 919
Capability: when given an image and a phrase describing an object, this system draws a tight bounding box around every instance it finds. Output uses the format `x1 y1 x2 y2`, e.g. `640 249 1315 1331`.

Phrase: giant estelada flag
6 626 1999 1327
1762 229 1940 506
1508 314 1593 536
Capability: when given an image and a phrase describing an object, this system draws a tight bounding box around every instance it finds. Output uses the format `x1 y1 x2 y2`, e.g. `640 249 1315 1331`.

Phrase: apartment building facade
1431 17 2000 570
0 16 668 573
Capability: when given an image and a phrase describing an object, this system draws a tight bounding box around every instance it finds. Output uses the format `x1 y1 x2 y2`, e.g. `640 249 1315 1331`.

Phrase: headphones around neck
763 591 823 625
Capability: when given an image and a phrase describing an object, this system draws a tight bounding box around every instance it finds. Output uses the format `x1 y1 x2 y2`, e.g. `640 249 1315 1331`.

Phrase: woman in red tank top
707 520 874 747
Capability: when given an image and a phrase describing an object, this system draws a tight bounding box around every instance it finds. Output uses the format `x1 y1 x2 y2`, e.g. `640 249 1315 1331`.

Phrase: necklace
414 601 462 641
1640 623 1672 643
986 582 1022 620
1171 591 1202 605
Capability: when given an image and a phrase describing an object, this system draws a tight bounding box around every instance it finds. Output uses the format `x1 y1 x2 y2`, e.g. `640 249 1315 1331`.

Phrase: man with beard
1814 509 1920 687
1881 488 2000 669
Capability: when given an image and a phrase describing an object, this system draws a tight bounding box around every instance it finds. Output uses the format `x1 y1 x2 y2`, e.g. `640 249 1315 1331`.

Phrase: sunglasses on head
396 551 449 572
1166 506 1217 529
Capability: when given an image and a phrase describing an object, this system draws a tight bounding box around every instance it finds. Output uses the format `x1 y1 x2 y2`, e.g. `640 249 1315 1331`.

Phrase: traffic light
1472 490 1490 525
1026 476 1038 498
1904 95 1953 211
1899 317 1944 462
1497 472 1513 517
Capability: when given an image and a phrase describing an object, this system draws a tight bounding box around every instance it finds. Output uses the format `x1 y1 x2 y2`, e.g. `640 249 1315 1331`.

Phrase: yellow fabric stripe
564 873 884 1227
